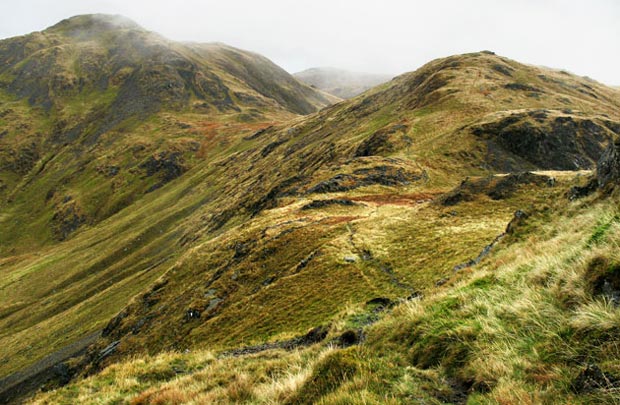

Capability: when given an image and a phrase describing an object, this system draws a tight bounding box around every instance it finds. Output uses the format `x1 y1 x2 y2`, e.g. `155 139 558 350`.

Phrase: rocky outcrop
596 138 620 191
438 172 553 206
307 165 424 194
354 124 411 157
0 142 40 175
471 111 616 171
572 364 620 393
51 198 87 241
139 151 186 190
221 325 329 357
567 177 598 200
301 199 357 210
585 256 620 305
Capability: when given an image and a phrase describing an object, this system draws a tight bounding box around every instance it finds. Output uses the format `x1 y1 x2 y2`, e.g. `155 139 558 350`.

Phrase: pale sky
1 0 618 85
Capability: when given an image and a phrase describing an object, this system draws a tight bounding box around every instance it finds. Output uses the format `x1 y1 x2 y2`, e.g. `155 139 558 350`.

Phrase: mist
1 0 618 85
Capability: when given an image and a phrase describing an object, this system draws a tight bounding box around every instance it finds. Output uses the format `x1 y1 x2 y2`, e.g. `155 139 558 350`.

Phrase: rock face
597 138 620 190
354 124 411 157
472 111 616 171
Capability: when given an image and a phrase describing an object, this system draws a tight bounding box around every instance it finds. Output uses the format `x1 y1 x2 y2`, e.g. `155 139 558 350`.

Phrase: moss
467 274 497 290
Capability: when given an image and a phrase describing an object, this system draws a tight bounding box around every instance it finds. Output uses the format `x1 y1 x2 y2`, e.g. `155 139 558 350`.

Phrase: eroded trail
0 331 101 404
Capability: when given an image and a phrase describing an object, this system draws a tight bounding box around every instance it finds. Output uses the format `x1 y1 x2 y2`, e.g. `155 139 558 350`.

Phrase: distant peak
46 14 144 35
296 67 390 77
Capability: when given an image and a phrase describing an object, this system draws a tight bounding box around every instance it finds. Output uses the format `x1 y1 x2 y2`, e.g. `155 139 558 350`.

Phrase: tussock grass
35 193 620 404
361 197 620 403
7 48 620 403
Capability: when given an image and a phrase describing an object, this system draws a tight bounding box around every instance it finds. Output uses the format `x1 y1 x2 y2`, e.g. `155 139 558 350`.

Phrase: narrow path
0 330 101 404
220 326 329 358
346 223 416 295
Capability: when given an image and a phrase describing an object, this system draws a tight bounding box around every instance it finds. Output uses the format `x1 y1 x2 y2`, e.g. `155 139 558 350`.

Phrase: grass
30 187 620 404
3 40 620 404
363 196 620 403
586 214 620 247
88 170 578 360
27 177 620 404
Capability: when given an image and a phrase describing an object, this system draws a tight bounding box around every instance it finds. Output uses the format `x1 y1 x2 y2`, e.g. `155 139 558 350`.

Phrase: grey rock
597 139 620 190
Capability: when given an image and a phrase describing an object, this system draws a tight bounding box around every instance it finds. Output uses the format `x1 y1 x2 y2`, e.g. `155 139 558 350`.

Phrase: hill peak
46 14 144 36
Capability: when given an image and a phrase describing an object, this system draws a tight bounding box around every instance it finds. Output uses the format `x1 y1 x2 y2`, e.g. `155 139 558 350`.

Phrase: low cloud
1 0 618 84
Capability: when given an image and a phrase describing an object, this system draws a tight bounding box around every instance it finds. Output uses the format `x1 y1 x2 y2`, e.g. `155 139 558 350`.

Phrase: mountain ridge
1 16 620 403
31 51 620 381
0 13 338 253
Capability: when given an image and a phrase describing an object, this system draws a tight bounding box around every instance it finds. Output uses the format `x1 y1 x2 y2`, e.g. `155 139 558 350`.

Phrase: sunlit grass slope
34 189 620 404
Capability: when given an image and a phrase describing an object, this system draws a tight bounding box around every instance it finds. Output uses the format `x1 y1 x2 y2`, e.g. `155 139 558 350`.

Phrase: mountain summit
0 13 333 117
47 14 145 34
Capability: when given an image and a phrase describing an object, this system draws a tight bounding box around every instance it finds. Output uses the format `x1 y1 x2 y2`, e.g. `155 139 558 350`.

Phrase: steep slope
2 46 620 402
0 14 336 398
0 14 335 252
294 67 392 98
35 175 620 405
197 45 342 113
53 52 620 375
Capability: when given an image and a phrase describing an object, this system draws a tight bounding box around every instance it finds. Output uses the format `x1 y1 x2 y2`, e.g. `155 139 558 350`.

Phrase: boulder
567 177 598 200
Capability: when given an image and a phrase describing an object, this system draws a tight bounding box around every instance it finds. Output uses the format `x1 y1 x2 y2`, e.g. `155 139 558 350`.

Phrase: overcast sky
1 0 618 85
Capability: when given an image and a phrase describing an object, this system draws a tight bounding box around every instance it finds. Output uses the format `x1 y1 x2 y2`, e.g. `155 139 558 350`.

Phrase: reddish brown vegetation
350 192 438 206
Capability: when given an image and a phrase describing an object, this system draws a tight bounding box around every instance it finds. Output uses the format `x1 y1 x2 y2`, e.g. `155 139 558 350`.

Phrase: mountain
68 52 618 368
0 14 338 249
1 18 620 403
0 14 336 399
294 67 393 98
2 14 334 115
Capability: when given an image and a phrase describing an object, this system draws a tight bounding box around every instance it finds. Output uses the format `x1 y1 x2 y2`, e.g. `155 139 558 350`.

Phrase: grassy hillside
33 180 620 404
0 14 337 254
0 14 335 396
1 26 620 403
75 51 619 374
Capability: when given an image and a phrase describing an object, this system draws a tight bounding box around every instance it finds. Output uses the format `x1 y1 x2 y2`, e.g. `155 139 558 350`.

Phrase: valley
0 14 619 404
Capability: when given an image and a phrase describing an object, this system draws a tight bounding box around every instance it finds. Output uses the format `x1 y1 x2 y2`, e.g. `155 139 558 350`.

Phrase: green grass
587 214 620 247
29 180 620 404
3 41 620 404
